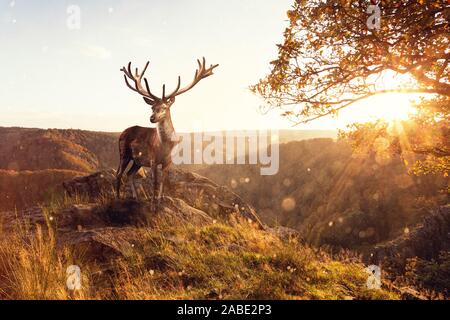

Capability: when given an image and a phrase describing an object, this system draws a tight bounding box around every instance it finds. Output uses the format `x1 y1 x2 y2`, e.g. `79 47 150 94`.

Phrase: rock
0 198 216 263
59 227 141 262
393 286 428 300
156 197 213 226
52 197 212 230
373 205 450 266
0 206 46 232
57 200 153 229
62 167 264 228
62 170 117 199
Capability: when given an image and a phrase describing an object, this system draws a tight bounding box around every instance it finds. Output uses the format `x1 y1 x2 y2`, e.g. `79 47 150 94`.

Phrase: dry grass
0 202 398 300
0 223 90 299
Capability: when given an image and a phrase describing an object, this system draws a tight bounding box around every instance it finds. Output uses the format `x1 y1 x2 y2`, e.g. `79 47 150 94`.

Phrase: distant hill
0 127 119 172
0 127 335 172
0 127 119 210
192 139 448 248
0 126 335 211
276 129 337 143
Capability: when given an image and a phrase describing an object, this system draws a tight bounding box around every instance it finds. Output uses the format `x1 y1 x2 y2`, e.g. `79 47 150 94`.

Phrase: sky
0 0 418 132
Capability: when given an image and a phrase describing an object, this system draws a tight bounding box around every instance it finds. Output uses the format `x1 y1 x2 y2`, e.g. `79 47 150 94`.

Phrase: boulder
62 167 264 228
373 205 450 265
62 170 116 199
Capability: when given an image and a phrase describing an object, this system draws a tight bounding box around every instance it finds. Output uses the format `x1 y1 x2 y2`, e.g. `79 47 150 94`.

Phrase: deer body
116 118 176 199
116 57 218 204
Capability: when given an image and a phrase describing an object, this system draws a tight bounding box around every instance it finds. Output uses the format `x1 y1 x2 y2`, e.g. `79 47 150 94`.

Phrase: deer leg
116 157 131 199
136 167 147 198
157 168 166 206
152 164 158 207
127 162 141 200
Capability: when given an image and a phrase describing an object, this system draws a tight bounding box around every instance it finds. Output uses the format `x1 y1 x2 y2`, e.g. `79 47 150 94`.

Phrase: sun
332 70 423 128
365 93 416 122
337 92 417 128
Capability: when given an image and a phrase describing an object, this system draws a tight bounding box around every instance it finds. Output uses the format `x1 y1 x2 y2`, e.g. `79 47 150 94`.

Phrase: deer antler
121 58 218 101
165 57 219 99
120 62 161 102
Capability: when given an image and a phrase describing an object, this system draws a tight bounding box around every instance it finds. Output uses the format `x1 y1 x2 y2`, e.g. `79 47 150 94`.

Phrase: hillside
0 127 447 247
0 127 447 298
193 139 448 248
0 127 336 173
0 127 336 211
276 129 337 143
0 127 119 172
0 127 119 210
0 169 397 300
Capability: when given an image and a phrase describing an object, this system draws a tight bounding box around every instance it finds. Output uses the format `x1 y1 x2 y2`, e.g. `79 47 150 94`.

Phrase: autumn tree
252 0 449 121
252 0 449 177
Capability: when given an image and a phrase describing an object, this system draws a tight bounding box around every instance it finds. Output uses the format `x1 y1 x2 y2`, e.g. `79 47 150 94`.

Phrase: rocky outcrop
373 205 450 265
63 170 116 199
1 168 266 264
62 167 263 228
0 196 216 263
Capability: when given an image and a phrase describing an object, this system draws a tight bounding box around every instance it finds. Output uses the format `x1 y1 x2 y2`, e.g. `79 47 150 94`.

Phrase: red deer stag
116 57 218 205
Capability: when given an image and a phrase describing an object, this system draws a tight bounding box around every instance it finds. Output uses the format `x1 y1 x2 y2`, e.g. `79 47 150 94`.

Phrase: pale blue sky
0 0 417 132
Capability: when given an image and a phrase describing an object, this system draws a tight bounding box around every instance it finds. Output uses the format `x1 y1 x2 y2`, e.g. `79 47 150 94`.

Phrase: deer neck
157 111 176 146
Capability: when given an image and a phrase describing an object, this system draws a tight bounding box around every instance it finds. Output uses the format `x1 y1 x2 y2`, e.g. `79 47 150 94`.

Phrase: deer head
121 57 219 123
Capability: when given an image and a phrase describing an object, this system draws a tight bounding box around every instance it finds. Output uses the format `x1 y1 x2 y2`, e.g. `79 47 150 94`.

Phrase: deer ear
143 97 155 105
